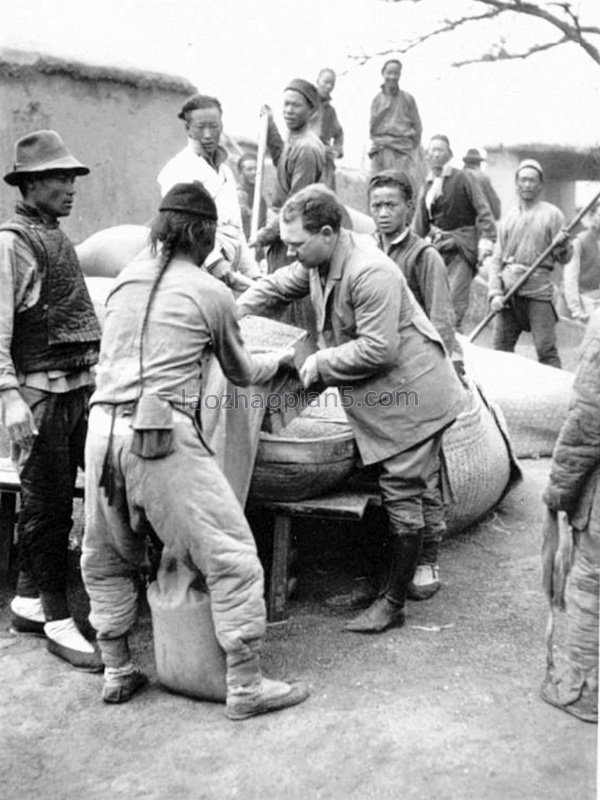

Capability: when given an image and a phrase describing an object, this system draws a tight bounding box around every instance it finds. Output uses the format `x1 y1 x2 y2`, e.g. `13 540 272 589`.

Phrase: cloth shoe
343 596 406 633
44 618 103 672
226 677 310 721
9 596 46 636
407 564 441 601
540 675 598 723
225 638 309 721
103 665 148 704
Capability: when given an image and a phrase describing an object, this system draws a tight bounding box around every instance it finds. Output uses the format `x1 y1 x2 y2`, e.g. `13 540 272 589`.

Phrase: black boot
344 534 422 633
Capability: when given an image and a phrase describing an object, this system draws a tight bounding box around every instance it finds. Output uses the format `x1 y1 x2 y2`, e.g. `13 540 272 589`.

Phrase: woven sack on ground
460 336 574 459
444 379 521 535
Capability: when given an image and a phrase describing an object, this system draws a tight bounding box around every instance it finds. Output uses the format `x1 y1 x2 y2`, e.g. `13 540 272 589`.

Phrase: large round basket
249 411 357 502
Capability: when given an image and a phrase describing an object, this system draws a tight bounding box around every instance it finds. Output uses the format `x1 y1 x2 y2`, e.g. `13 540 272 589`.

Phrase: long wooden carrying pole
250 111 269 244
468 189 600 343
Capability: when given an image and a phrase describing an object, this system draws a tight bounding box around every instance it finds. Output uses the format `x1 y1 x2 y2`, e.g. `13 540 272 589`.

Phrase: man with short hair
236 152 266 242
562 199 600 322
369 169 457 600
462 148 501 221
157 93 259 289
238 185 465 633
413 134 496 329
368 59 424 187
313 68 344 191
0 130 103 671
488 159 571 368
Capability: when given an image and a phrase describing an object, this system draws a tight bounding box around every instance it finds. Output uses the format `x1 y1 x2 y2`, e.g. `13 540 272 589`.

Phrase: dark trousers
377 431 446 552
493 296 561 368
13 386 90 606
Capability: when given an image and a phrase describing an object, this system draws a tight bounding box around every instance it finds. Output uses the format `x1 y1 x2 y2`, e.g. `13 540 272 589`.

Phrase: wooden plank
269 514 292 623
250 489 377 520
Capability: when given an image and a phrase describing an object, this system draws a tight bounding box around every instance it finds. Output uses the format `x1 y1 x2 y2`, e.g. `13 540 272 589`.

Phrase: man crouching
81 182 309 719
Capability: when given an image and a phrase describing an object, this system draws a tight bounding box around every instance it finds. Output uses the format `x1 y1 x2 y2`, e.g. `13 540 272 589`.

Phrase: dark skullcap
159 182 218 220
285 79 320 109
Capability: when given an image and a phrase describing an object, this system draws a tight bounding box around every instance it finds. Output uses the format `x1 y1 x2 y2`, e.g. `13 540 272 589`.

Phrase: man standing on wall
313 68 344 191
0 130 103 671
412 134 496 330
368 59 424 189
487 159 571 368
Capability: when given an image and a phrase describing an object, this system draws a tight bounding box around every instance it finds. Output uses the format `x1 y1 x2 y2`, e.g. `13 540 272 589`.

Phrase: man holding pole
487 159 571 368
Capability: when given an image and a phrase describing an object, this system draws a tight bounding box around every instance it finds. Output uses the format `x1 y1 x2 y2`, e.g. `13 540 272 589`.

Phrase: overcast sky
1 0 599 169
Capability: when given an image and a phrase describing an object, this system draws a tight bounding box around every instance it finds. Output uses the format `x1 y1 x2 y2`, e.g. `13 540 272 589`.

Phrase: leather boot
225 639 310 721
344 534 422 633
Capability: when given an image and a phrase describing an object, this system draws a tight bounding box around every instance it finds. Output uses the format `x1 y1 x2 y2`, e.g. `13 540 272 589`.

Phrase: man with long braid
81 182 309 719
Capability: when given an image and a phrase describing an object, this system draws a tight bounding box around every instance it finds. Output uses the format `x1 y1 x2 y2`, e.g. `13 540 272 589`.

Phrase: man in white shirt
158 94 259 288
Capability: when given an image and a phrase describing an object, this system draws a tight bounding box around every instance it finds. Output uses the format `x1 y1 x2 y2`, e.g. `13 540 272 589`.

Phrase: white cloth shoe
9 596 46 635
44 618 103 672
407 564 441 601
10 596 45 622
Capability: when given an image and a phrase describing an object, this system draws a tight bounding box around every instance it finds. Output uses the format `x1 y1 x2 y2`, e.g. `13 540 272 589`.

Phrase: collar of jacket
15 201 59 228
425 163 454 183
187 139 229 169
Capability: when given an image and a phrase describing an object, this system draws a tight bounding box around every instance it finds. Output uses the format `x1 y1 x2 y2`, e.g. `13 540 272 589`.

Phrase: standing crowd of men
0 59 597 724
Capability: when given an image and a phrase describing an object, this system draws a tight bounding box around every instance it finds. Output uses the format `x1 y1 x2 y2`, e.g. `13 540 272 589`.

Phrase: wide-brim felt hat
4 130 90 186
462 147 485 164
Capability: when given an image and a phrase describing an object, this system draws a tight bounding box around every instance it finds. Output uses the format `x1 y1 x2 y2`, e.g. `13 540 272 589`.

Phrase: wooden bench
248 489 381 623
1 459 380 624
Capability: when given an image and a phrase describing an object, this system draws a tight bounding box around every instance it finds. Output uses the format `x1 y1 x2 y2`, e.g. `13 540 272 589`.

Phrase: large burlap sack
76 224 150 278
460 336 574 458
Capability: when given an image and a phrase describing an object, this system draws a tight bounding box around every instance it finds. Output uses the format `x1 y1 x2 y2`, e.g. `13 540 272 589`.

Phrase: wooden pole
468 189 600 343
250 111 269 244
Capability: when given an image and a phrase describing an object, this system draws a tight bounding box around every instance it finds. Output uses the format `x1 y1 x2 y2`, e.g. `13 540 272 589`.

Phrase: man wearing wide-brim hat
0 129 103 671
461 147 501 222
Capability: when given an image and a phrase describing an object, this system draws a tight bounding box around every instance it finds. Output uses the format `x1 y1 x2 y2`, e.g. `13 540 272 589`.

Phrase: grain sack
460 336 574 458
443 380 521 535
76 224 150 278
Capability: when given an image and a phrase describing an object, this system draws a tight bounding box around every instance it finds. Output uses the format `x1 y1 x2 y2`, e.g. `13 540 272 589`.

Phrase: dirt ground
0 456 597 800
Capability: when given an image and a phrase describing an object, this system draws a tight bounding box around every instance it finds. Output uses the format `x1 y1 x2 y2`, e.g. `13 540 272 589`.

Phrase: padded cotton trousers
81 406 266 656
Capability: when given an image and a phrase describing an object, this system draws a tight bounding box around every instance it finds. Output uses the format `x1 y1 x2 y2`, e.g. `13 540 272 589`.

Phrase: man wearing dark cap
157 93 260 289
253 79 326 266
488 159 571 368
81 181 309 717
252 78 326 333
0 130 103 670
462 148 501 221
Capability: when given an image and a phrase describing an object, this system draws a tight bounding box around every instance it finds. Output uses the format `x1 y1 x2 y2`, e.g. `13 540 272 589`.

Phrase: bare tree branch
375 0 600 67
452 36 569 66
